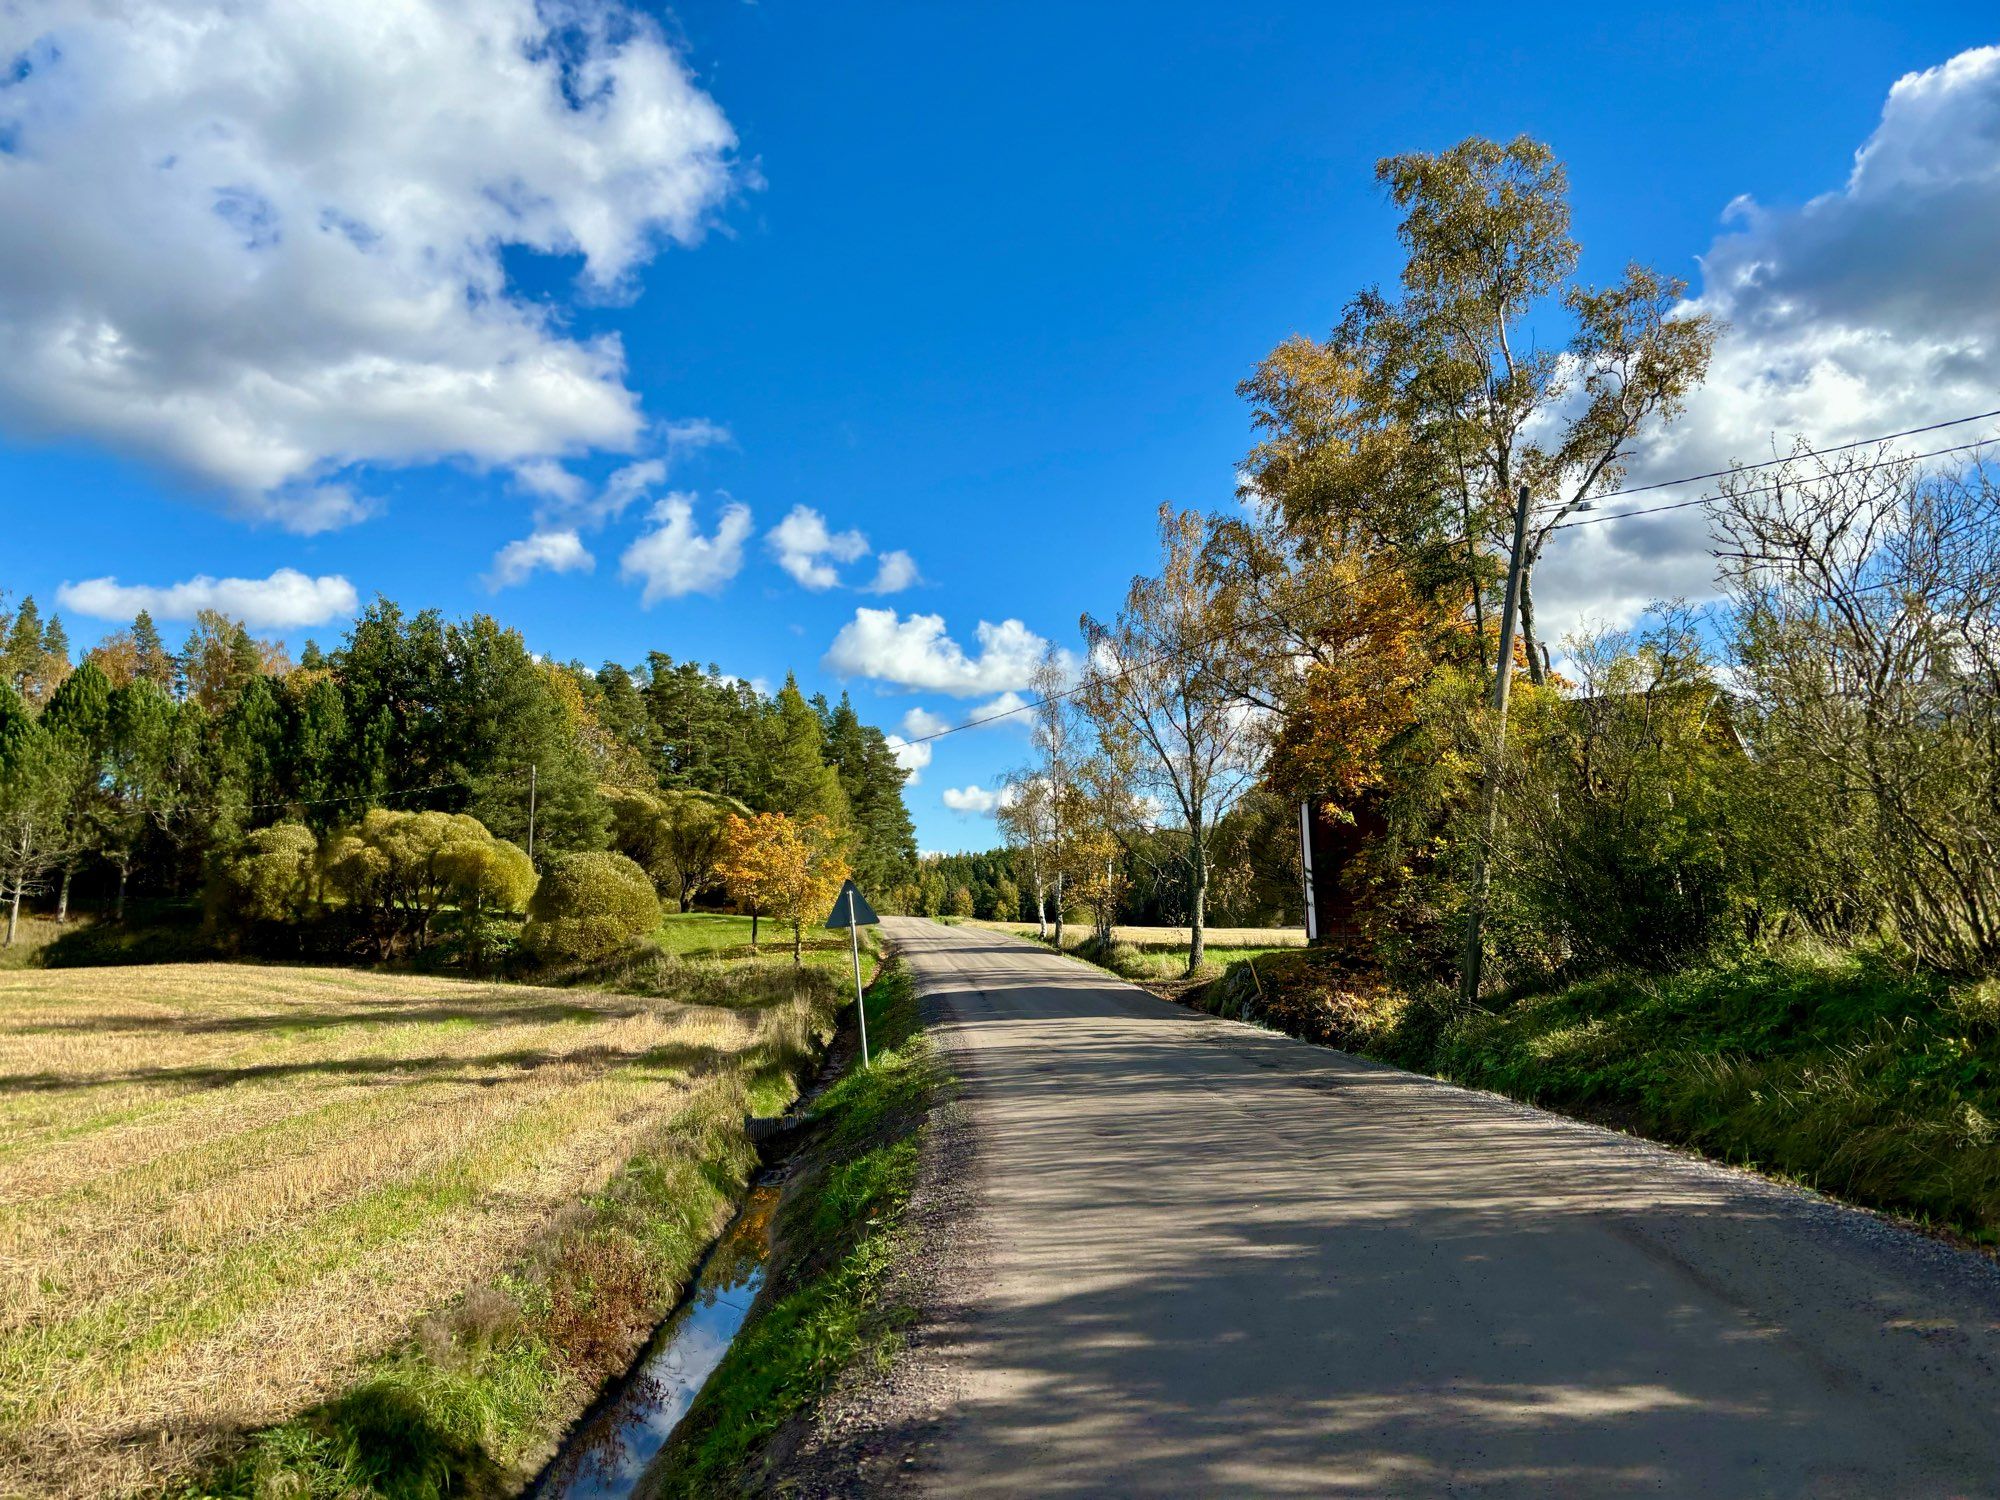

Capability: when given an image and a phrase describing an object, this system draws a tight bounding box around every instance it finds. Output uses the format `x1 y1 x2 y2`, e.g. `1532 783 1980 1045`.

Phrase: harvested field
0 960 825 1498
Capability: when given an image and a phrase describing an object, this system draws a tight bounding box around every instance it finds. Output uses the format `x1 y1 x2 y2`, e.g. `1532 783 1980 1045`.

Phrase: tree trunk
1520 564 1547 686
1052 872 1065 949
792 920 803 968
1033 872 1047 938
56 867 71 925
6 883 20 947
750 911 759 951
115 865 129 924
1188 833 1207 977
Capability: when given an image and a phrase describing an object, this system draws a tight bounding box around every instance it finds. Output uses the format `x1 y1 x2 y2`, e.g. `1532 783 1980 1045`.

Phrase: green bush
1072 933 1148 979
208 822 319 933
521 851 660 964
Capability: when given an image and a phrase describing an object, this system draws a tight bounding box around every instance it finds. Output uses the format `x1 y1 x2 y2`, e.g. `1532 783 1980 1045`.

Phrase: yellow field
0 961 809 1497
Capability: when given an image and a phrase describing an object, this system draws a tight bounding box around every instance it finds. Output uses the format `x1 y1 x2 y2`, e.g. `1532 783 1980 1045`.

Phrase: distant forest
0 593 918 921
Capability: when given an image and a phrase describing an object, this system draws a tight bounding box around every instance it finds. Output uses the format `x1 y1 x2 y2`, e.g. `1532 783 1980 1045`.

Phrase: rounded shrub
521 851 660 964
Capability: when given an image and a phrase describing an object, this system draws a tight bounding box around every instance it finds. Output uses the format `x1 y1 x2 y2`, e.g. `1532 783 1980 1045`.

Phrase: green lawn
655 911 881 985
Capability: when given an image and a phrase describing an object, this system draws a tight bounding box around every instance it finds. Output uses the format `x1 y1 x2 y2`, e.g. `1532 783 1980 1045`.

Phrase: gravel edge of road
770 946 987 1497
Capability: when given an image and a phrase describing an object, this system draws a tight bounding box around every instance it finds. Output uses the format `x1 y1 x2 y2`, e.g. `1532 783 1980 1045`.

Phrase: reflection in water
536 1186 778 1499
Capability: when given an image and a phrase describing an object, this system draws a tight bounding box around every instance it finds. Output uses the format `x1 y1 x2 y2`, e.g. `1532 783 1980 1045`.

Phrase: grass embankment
0 956 841 1498
969 919 1302 982
645 958 942 1497
1200 945 2000 1248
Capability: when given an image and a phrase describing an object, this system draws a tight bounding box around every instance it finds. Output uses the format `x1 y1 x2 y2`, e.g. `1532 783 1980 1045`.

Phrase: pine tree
763 675 848 828
131 610 174 688
3 597 44 704
825 694 917 895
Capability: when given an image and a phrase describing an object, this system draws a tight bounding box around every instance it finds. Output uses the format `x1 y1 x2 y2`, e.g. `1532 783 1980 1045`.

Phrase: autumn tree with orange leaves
718 811 849 966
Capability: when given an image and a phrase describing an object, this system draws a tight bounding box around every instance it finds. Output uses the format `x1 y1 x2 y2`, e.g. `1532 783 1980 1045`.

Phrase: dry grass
0 961 804 1498
969 920 1309 949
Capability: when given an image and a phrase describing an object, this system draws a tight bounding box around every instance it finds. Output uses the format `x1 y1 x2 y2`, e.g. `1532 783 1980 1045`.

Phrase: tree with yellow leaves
718 811 850 966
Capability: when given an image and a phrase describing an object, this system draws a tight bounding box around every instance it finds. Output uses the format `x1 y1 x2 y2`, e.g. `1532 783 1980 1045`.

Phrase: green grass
645 959 941 1497
654 911 881 986
1045 930 1296 983
1213 944 2000 1247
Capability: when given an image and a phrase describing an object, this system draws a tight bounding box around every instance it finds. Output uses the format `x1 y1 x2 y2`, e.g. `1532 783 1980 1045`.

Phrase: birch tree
1081 507 1262 973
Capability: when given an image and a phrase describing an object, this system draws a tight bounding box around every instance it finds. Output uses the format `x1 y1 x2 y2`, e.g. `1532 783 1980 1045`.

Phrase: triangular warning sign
824 878 879 928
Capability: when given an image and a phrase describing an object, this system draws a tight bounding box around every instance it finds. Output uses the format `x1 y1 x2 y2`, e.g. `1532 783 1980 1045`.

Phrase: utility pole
526 764 538 863
1458 483 1533 1008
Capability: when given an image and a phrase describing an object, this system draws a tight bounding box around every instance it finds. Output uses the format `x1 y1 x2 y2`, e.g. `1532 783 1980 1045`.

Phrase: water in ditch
533 1184 778 1499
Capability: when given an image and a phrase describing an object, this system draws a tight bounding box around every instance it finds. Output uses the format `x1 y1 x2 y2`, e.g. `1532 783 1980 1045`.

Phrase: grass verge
1197 943 2000 1248
1006 923 1298 985
642 957 942 1497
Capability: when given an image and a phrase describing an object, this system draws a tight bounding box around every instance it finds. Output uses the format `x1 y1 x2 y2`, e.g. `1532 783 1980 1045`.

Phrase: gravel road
857 917 2000 1498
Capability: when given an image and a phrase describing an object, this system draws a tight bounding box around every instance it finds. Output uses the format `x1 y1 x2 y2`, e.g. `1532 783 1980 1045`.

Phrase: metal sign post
824 879 880 1069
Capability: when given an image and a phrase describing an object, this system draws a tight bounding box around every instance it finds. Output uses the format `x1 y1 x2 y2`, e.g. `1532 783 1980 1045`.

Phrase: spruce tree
131 610 174 687
763 675 848 828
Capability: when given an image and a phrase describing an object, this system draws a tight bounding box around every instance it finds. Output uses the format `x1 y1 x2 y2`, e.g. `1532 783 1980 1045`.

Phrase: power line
901 411 2000 754
893 592 1326 750
1532 407 2000 518
1552 435 1996 531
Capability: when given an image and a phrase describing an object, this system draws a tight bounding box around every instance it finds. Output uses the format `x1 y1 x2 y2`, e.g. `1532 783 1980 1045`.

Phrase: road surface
884 917 2000 1497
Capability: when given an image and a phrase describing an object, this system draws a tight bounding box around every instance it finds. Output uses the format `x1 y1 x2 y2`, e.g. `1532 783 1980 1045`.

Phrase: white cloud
884 734 932 783
1535 44 2000 638
0 1 737 529
620 494 753 605
514 460 588 509
899 706 952 738
768 504 871 590
663 418 732 459
965 690 1032 726
593 460 669 526
942 785 1005 816
58 567 358 629
865 549 921 594
823 608 1050 696
487 528 594 590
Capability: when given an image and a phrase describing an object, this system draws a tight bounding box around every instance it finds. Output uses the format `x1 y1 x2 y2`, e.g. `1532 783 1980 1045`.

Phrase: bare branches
1718 445 2000 971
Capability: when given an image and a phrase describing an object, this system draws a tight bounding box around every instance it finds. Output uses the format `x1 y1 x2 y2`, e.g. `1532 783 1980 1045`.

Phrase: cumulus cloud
763 506 922 592
884 735 932 783
620 494 753 605
965 690 1032 726
865 550 921 594
58 567 359 628
768 505 871 590
487 529 594 590
1534 44 2000 638
899 706 952 738
941 785 1006 816
0 1 737 529
823 608 1050 696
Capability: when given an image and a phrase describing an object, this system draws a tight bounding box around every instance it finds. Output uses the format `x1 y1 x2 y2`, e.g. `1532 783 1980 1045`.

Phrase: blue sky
4 3 1998 849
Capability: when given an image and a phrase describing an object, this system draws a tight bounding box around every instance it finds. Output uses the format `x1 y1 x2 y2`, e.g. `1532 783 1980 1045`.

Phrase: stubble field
0 960 823 1497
